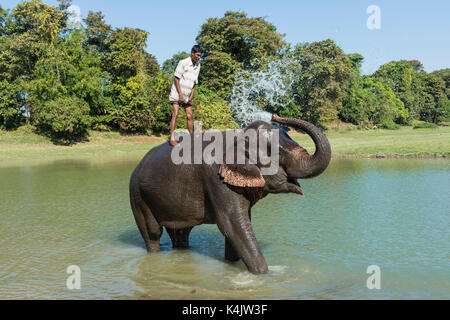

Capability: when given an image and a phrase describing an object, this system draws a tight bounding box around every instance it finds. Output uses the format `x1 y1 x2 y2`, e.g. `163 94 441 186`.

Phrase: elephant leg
225 210 251 262
216 210 268 274
166 227 193 249
130 196 162 252
225 237 240 262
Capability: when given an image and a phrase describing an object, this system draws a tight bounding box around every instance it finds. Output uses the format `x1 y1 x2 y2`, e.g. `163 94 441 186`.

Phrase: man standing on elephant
168 45 202 146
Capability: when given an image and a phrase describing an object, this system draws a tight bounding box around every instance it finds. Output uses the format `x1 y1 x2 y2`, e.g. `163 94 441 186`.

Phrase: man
169 45 202 146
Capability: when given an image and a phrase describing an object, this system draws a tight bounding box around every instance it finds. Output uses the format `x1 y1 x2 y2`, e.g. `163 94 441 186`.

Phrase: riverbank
0 124 448 161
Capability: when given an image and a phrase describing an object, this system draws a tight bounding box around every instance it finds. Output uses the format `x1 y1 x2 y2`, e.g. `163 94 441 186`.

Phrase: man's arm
188 84 196 104
174 77 184 104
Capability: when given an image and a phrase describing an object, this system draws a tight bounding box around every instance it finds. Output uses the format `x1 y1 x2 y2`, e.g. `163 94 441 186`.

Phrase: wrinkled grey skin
129 116 331 274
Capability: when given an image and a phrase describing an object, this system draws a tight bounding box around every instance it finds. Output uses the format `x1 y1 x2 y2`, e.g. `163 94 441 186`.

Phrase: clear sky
1 0 449 74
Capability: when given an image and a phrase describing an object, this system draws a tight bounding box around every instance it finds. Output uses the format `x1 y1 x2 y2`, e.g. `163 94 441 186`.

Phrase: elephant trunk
273 116 332 179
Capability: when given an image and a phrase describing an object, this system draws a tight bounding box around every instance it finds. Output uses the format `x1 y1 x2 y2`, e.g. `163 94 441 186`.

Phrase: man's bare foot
169 139 179 147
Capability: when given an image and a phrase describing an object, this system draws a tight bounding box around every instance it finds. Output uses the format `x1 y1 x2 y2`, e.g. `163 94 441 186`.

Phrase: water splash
268 265 288 274
229 58 299 127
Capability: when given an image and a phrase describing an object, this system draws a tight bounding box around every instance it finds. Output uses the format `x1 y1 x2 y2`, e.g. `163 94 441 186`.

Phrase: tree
405 59 424 72
28 28 111 138
162 51 189 75
415 72 448 124
35 96 91 141
0 5 8 36
196 11 287 98
0 0 68 81
432 68 450 99
340 53 409 127
339 53 366 124
362 77 408 126
0 79 24 129
83 11 112 56
0 0 70 123
292 39 353 125
374 60 420 120
5 0 68 41
143 52 159 77
174 85 237 130
347 53 364 72
196 11 286 66
105 27 148 81
198 51 241 99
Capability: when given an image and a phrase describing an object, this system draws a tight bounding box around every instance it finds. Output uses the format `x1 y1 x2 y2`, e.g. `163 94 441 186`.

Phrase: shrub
34 96 91 140
381 122 401 130
175 86 238 130
413 122 438 129
0 80 24 129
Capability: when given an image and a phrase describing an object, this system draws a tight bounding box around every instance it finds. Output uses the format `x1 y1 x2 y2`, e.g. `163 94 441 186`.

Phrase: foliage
291 39 353 125
83 11 112 55
145 72 173 133
432 68 450 99
196 11 287 100
340 55 409 128
196 11 286 66
193 86 237 129
414 72 448 124
105 27 149 80
175 86 238 130
0 2 448 140
34 95 91 140
413 122 438 129
198 51 241 99
109 74 151 132
162 51 189 75
373 60 438 121
0 79 24 129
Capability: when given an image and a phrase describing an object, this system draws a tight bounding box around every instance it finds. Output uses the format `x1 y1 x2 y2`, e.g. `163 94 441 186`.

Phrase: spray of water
229 58 299 127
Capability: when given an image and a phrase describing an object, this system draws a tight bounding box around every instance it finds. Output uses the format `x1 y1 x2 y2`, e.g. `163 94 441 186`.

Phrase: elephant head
219 114 332 197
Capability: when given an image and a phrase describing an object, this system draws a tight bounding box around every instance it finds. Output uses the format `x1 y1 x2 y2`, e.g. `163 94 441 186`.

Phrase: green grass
1 124 449 161
291 125 450 156
0 126 165 160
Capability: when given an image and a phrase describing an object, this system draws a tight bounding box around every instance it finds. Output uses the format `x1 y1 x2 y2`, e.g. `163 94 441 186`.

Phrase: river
0 154 448 299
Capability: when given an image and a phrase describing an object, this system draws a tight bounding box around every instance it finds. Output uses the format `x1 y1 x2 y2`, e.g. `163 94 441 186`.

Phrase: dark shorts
170 101 192 108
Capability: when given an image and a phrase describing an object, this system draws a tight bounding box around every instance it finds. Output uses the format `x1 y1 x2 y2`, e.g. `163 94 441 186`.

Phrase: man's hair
191 45 203 53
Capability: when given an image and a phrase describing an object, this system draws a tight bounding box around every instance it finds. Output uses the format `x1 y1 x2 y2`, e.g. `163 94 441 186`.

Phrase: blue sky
1 0 449 74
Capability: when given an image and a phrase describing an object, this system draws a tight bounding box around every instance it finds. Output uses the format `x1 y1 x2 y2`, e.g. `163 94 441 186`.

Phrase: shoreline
0 148 447 164
332 153 448 159
1 125 449 162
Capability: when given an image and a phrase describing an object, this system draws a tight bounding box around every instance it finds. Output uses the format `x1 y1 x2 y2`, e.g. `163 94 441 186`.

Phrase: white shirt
169 57 201 103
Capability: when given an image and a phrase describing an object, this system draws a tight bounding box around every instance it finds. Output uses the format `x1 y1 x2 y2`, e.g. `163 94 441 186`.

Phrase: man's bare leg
169 103 180 146
185 106 194 134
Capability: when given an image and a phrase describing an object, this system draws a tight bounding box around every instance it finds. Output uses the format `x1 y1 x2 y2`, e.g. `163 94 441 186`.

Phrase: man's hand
187 85 196 105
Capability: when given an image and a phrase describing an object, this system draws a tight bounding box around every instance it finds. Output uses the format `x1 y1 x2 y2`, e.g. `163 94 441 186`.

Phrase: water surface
0 154 448 299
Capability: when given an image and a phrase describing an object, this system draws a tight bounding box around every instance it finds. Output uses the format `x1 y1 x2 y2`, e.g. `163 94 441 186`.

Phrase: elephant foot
146 240 160 253
247 263 269 275
166 227 193 249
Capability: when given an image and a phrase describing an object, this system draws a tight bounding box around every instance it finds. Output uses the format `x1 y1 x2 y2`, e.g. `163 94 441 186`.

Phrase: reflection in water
0 156 448 299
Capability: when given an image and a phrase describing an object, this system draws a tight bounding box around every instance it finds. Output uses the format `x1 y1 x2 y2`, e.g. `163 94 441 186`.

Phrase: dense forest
0 0 448 142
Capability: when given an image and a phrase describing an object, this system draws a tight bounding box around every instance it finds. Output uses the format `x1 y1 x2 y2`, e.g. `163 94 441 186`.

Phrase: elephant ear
219 163 265 187
218 137 265 187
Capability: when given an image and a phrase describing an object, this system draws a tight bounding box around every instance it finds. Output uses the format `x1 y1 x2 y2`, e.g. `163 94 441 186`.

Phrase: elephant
129 114 331 274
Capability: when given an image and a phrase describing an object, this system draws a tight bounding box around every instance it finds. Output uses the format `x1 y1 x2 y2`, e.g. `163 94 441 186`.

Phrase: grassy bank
0 124 449 161
291 124 450 158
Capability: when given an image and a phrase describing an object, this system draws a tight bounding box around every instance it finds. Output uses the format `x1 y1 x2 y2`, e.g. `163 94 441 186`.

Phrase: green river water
0 154 448 299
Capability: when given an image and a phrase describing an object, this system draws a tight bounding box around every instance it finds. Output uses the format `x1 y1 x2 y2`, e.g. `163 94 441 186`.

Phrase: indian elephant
129 115 331 274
